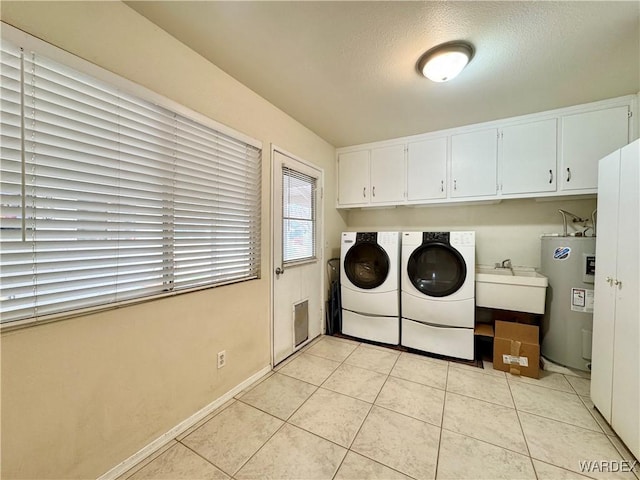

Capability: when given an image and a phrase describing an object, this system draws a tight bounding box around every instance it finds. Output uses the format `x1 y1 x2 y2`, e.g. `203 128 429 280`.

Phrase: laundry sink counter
475 265 548 314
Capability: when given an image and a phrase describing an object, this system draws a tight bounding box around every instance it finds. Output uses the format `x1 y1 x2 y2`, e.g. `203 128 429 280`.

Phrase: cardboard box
493 320 540 378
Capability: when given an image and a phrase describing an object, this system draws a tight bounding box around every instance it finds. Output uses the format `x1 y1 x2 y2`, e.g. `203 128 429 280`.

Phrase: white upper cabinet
335 95 636 208
451 128 498 198
370 144 406 203
337 150 369 206
500 118 557 195
407 137 447 201
560 105 629 191
336 145 405 206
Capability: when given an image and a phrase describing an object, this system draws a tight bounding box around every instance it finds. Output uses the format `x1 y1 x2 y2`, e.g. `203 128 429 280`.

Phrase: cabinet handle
363 187 366 198
606 276 613 285
566 168 571 182
372 186 376 197
614 279 622 287
549 170 553 184
440 180 444 192
454 180 457 191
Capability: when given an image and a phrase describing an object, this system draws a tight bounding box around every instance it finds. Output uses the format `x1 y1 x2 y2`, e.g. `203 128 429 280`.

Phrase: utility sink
475 265 548 314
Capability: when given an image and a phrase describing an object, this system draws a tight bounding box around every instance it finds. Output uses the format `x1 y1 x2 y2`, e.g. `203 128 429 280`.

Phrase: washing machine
340 231 400 344
400 231 475 359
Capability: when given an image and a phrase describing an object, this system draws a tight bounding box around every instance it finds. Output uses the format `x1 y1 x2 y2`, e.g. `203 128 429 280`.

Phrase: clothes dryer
401 231 475 359
340 231 400 344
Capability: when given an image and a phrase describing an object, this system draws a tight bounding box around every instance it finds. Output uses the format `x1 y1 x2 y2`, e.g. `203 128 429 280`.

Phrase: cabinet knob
566 167 572 182
614 279 622 287
605 276 613 285
549 170 553 184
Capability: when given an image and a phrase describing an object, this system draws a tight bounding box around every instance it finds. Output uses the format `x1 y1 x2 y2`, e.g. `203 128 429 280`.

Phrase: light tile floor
119 335 639 480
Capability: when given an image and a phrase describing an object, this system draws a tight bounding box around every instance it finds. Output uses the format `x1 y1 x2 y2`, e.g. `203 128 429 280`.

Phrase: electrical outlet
217 350 226 369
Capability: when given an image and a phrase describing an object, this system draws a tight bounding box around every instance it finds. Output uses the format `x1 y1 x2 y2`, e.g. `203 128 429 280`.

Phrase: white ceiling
126 1 639 148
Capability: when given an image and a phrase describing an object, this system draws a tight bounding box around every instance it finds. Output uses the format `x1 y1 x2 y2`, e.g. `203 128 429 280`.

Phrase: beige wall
346 197 598 268
0 2 345 478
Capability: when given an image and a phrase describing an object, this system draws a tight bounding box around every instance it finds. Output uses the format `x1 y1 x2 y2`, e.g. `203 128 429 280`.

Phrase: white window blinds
0 38 261 324
282 166 316 264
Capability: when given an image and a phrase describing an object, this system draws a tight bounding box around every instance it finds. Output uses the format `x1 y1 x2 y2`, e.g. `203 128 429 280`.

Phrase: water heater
540 236 596 371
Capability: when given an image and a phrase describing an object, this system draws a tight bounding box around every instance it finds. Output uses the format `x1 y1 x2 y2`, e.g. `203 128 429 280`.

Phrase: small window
282 166 316 264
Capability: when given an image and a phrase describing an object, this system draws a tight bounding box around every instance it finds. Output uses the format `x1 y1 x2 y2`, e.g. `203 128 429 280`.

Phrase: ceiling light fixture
417 41 475 83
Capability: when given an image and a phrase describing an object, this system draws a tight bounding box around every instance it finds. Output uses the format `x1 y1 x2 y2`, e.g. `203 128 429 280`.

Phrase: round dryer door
407 243 467 297
344 242 390 289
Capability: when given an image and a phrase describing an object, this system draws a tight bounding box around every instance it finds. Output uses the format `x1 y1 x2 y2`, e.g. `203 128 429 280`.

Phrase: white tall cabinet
591 138 639 461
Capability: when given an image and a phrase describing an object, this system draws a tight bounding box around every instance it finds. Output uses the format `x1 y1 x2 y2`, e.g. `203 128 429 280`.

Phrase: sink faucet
494 259 512 268
494 259 514 274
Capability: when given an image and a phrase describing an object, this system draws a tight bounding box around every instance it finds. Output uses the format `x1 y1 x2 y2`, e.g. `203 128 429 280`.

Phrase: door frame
269 144 325 367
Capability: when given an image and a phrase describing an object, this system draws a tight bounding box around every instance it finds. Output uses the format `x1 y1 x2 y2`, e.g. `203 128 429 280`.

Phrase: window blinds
0 38 261 324
282 166 316 263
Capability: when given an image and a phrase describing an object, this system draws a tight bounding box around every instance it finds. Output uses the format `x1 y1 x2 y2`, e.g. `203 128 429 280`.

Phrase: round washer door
344 242 390 289
407 243 467 297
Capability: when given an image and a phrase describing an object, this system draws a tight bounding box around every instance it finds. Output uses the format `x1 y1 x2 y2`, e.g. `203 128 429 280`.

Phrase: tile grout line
235 377 320 423
507 375 605 480
177 398 238 442
578 393 613 436
336 346 415 478
505 376 538 479
444 386 516 410
534 459 600 480
228 419 290 478
603 433 640 478
517 409 614 436
236 345 347 476
308 342 371 480
175 439 236 478
433 362 450 480
508 376 578 394
507 380 604 433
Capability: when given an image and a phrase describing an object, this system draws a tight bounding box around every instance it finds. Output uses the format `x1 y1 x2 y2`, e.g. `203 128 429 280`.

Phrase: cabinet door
337 150 369 206
590 149 621 423
370 144 405 203
560 105 629 191
611 139 639 458
451 129 498 198
407 137 447 201
501 119 557 194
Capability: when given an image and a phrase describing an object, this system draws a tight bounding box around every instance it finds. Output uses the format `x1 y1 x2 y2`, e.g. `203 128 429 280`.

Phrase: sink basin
475 265 548 314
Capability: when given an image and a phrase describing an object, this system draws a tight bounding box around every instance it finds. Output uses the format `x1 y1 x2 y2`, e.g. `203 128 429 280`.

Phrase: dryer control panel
356 232 377 243
451 231 475 246
422 232 449 243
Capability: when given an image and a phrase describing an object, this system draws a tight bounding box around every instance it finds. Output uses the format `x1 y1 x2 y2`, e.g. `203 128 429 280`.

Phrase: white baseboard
98 365 272 480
